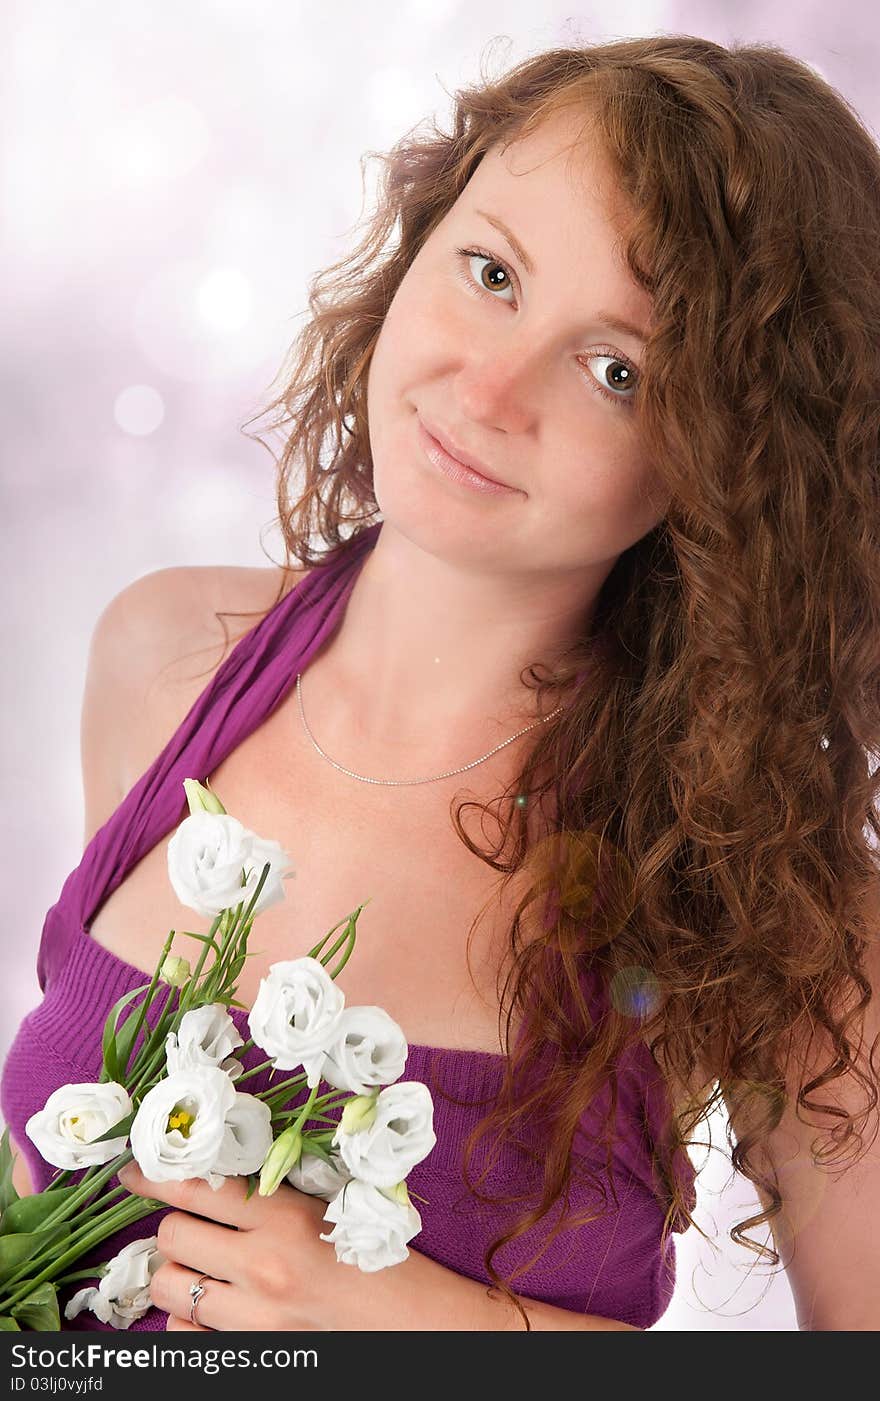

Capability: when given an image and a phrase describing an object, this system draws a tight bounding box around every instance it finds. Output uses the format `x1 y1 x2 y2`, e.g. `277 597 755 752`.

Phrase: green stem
51 1266 109 1287
123 931 175 1082
273 1109 341 1128
178 909 228 1004
125 907 230 1099
254 1071 309 1106
126 886 266 1099
233 1055 276 1085
0 1192 163 1313
307 902 368 968
187 908 238 1005
76 1183 128 1224
4 1150 136 1287
291 1084 320 1136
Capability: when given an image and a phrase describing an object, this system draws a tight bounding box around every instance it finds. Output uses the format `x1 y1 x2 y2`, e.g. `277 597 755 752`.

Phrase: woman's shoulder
88 563 310 811
105 561 308 674
137 558 311 705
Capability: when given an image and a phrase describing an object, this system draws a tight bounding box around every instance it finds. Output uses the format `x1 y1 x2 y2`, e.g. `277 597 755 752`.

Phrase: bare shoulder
90 562 301 700
147 563 302 687
122 562 310 755
81 562 309 843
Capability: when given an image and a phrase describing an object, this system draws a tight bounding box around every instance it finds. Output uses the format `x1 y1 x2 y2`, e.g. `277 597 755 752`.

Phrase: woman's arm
119 1162 642 1332
372 1243 642 1330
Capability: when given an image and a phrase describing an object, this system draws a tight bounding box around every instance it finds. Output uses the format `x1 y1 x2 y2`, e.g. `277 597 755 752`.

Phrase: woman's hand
117 1160 394 1331
116 1161 640 1332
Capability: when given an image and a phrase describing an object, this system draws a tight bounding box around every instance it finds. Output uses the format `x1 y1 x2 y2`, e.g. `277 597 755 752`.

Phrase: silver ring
189 1272 210 1326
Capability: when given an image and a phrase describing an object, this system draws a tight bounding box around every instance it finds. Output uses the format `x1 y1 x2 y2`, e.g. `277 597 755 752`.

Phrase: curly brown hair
222 34 880 1327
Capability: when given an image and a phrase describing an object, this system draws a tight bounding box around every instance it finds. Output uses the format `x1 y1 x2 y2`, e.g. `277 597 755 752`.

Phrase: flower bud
339 1093 378 1136
380 1180 412 1209
183 778 226 816
159 955 191 988
258 1125 304 1197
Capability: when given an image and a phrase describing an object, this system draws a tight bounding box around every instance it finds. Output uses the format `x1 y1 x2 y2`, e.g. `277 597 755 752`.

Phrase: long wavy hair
222 35 880 1326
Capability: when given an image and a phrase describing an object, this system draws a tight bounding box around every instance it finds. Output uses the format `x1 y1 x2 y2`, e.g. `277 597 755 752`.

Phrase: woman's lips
416 416 523 497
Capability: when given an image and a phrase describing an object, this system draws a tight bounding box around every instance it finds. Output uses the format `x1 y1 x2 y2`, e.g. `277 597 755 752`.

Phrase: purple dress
1 521 696 1330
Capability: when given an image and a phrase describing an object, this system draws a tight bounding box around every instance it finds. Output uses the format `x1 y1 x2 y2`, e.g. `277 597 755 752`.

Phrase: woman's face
366 108 670 581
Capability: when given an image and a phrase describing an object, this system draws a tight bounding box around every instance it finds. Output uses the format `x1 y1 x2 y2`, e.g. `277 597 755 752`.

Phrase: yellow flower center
167 1106 195 1137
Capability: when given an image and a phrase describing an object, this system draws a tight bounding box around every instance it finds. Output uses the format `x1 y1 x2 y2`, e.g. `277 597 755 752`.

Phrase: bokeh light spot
196 266 253 335
610 964 661 1021
113 384 165 437
99 95 210 190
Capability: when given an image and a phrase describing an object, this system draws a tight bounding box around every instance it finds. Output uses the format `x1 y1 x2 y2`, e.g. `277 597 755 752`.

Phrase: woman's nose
455 346 544 433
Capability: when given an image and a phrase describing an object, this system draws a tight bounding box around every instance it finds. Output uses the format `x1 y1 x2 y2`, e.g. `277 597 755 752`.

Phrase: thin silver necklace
295 670 563 786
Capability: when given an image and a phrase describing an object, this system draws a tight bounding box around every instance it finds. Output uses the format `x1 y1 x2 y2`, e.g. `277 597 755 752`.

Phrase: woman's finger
151 1260 236 1331
156 1207 245 1283
119 1162 261 1230
166 1313 209 1332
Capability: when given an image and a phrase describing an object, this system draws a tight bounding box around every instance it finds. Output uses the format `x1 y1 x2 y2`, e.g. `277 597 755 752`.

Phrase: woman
3 35 880 1332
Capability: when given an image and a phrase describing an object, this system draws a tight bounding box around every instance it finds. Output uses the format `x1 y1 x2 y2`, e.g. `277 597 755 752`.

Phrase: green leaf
0 1223 72 1283
11 1281 61 1331
113 1005 153 1081
225 951 247 986
100 983 152 1083
244 1173 258 1202
0 1128 20 1216
300 1137 335 1167
0 1186 81 1235
0 1315 21 1330
86 1112 134 1146
178 931 223 959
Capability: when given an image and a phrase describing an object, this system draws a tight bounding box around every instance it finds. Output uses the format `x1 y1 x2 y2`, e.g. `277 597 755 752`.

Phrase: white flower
332 1081 436 1188
319 1006 408 1096
166 811 294 920
63 1235 165 1328
245 834 295 912
248 957 346 1088
165 1004 245 1080
26 1082 132 1170
319 1179 422 1272
286 1148 354 1200
129 1066 272 1190
212 1091 275 1179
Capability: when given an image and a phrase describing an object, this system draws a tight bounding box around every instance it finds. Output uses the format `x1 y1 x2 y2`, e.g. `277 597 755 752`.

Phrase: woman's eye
579 352 639 406
455 247 516 303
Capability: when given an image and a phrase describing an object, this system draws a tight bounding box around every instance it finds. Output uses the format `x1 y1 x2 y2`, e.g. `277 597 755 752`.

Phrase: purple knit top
1 521 696 1331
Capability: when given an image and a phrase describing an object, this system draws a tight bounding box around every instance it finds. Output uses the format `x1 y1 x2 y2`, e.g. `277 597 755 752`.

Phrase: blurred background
2 0 877 1331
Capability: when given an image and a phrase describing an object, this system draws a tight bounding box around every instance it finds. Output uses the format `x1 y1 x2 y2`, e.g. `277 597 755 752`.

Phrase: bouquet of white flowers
0 779 435 1331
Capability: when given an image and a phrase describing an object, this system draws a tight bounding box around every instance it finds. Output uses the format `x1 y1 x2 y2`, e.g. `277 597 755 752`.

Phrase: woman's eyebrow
476 209 538 276
474 208 650 346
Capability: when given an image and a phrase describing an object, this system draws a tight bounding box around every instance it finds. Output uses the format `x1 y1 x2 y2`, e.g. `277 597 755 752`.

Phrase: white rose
63 1236 165 1329
332 1081 436 1188
248 957 346 1088
26 1082 132 1170
165 1004 245 1080
319 1006 408 1096
286 1148 354 1200
319 1180 422 1272
166 811 293 919
129 1066 271 1190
